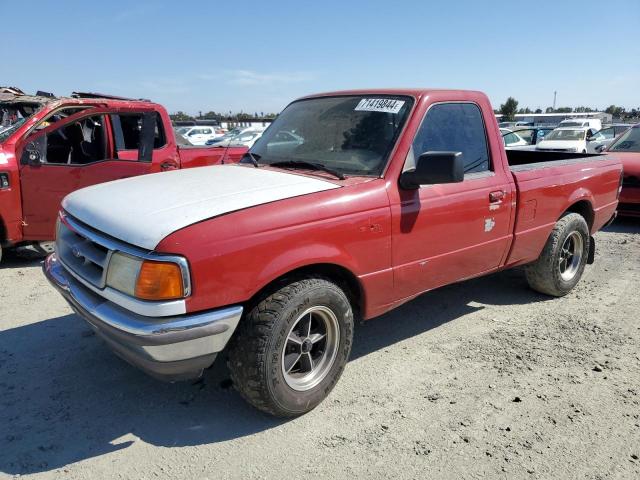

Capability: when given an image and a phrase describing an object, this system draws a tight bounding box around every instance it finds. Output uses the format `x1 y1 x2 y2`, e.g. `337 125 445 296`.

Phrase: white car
558 118 602 131
500 128 528 147
536 127 606 153
212 130 264 148
181 126 222 145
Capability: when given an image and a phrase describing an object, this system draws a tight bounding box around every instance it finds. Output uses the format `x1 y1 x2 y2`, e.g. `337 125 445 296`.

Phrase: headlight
106 252 188 301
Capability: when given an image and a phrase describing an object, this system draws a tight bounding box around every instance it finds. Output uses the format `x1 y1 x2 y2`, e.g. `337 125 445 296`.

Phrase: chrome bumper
44 253 243 381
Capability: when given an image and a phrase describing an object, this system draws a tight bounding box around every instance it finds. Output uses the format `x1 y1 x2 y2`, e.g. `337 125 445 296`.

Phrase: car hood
537 140 584 150
62 165 340 250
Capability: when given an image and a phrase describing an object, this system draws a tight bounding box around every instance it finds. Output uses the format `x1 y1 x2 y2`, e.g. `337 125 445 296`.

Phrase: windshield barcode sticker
354 98 405 114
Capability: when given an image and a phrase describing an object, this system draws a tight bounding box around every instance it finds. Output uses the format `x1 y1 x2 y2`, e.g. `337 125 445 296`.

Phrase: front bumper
44 253 243 381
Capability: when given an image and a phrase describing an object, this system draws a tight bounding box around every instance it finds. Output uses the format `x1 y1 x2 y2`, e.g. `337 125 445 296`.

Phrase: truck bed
504 151 621 268
177 145 248 168
506 149 602 171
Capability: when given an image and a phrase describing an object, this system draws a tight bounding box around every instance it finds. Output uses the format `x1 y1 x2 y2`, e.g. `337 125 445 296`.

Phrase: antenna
553 91 557 110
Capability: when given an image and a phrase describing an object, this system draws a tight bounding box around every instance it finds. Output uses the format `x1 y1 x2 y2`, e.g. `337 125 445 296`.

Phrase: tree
169 111 194 121
534 108 543 114
605 105 626 117
499 97 518 121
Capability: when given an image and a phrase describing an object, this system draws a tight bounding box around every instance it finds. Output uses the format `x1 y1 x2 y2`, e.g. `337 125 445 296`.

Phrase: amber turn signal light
135 260 184 301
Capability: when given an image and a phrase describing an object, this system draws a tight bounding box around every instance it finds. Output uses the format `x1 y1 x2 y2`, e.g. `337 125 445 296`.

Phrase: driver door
18 109 157 240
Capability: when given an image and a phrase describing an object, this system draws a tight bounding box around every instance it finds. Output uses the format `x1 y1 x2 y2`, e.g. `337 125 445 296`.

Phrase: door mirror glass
20 136 46 166
399 151 464 189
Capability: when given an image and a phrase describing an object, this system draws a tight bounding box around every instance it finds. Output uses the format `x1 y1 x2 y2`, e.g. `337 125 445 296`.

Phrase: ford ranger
0 91 246 262
44 89 622 416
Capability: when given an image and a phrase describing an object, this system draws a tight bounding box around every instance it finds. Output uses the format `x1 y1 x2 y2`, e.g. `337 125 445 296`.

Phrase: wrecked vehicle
0 91 247 262
45 89 622 416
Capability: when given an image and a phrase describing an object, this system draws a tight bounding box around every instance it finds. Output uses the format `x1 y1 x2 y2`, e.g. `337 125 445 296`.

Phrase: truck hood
62 165 340 250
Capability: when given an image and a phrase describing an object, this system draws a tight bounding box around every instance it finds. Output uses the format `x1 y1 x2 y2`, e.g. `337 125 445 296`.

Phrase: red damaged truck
0 91 246 261
44 89 622 416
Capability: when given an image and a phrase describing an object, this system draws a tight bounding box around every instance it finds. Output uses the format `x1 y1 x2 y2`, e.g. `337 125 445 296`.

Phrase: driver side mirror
399 151 464 190
21 140 45 167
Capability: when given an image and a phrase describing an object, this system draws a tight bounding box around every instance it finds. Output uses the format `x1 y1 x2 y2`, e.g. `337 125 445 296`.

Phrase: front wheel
525 212 590 296
228 277 354 417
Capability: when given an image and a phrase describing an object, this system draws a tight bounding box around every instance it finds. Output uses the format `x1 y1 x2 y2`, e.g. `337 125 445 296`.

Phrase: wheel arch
247 262 365 318
562 198 595 231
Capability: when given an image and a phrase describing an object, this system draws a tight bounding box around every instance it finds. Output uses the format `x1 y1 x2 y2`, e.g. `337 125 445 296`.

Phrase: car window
514 129 534 144
609 127 640 153
412 103 490 174
111 112 166 152
42 115 108 165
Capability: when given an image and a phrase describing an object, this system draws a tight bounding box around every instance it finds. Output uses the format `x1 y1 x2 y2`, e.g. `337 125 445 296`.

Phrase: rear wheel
228 277 353 417
525 212 590 296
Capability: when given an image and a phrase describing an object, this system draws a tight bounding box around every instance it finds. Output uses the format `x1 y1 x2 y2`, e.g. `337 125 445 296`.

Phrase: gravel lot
1 219 639 479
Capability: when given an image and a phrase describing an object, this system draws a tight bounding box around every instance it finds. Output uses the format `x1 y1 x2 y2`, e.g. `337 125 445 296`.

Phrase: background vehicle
510 126 555 146
0 91 247 261
499 121 533 129
45 89 621 417
605 123 640 216
596 124 632 151
558 118 603 131
207 128 265 147
537 127 606 153
180 126 221 145
500 128 528 146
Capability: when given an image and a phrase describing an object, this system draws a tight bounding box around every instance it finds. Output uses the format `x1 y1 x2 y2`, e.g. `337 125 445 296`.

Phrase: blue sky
4 0 639 115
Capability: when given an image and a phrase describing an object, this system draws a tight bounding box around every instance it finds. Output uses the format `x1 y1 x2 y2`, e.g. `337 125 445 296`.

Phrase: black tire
227 277 354 417
525 212 590 296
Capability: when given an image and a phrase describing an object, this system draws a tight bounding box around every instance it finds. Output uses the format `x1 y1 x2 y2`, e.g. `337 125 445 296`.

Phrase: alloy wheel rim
558 231 583 281
281 306 340 391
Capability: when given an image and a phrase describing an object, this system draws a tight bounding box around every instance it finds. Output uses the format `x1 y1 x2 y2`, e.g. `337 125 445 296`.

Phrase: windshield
560 121 584 127
249 95 413 176
545 129 585 141
609 127 640 153
0 117 27 143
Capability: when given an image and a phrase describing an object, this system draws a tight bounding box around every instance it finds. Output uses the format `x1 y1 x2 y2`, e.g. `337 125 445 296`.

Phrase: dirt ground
1 219 639 480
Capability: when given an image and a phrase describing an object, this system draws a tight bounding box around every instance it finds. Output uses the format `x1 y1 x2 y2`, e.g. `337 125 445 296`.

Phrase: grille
56 216 112 288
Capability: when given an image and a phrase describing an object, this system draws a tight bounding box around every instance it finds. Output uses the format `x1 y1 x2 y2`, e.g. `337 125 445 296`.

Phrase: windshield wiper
241 151 261 167
268 160 345 180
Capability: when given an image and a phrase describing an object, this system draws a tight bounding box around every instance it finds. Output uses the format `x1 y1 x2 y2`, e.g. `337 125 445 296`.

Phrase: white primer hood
62 165 340 250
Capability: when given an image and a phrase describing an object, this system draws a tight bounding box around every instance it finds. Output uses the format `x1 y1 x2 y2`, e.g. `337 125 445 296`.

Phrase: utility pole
553 91 557 111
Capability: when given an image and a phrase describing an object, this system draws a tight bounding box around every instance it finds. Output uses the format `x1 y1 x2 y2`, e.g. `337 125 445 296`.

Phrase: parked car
0 92 248 262
605 123 640 216
596 124 632 151
206 127 266 146
536 127 606 153
500 128 528 147
510 126 555 145
208 129 265 148
44 89 621 416
558 118 603 131
498 121 533 129
180 126 222 145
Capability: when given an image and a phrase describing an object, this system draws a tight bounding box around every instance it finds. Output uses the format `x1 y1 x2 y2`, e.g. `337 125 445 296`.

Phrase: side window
111 112 166 156
412 103 490 174
504 133 518 145
43 115 108 165
34 107 93 131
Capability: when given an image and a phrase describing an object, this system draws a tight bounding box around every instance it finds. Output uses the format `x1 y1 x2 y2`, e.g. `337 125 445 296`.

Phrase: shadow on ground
602 216 640 234
0 268 548 474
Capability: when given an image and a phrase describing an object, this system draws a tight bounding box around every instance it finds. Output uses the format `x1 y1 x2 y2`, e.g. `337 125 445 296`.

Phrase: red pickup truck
44 89 622 417
0 91 246 261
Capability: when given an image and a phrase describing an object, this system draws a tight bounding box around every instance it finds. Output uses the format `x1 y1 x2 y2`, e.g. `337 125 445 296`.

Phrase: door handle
160 161 178 171
489 190 505 203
